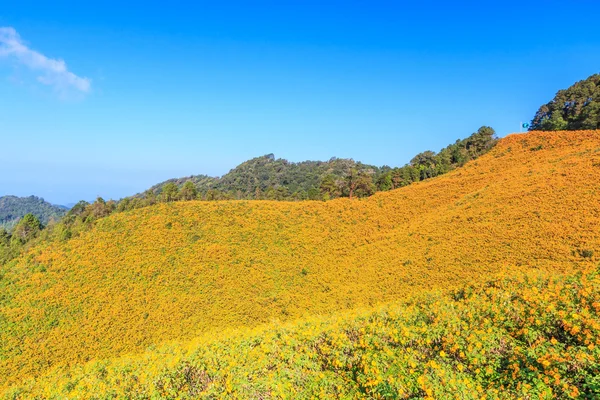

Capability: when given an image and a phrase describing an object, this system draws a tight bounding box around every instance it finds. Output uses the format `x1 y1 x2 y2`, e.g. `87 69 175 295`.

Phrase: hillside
1 130 600 392
9 267 599 399
0 196 67 229
145 154 380 200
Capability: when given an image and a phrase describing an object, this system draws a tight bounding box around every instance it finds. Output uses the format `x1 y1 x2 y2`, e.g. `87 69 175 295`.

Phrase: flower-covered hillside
1 130 599 389
7 267 600 399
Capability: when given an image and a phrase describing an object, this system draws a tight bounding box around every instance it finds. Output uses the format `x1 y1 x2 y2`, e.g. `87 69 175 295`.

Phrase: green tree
307 187 320 200
88 197 113 219
539 112 568 131
531 74 600 130
345 169 375 199
180 181 198 201
410 151 437 169
319 175 341 199
161 183 180 202
376 173 393 191
12 213 42 244
354 173 376 197
465 126 497 156
0 227 10 246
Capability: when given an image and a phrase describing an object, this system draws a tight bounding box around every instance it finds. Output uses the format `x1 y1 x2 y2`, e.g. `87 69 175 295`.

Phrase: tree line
126 126 497 204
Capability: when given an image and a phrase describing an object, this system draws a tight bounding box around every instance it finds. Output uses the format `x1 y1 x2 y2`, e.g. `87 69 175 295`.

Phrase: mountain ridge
0 195 67 229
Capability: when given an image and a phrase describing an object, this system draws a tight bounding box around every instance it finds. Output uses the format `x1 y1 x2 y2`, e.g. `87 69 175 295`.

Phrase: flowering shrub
1 130 600 394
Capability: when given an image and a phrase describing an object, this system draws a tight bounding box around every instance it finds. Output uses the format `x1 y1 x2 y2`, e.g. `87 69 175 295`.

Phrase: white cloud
0 27 91 95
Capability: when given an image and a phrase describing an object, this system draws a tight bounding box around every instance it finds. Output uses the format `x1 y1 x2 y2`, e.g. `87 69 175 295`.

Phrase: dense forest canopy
0 196 66 229
141 126 497 203
144 155 380 201
530 73 600 130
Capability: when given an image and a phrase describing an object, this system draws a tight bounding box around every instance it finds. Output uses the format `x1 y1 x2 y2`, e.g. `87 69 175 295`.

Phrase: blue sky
1 1 599 205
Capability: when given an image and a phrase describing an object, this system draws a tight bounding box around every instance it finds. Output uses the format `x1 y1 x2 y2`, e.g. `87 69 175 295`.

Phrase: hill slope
0 196 67 229
9 267 599 399
1 130 600 390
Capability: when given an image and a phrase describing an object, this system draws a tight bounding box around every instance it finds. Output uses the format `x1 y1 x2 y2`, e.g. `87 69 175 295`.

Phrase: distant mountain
138 127 497 203
0 195 67 229
144 154 381 200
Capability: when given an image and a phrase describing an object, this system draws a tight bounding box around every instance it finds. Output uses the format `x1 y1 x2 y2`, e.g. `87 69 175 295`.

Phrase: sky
1 1 599 205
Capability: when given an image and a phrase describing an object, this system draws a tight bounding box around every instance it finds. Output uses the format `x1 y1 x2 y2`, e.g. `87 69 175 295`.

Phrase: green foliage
578 249 594 259
0 198 119 264
161 182 180 202
0 228 9 246
11 213 42 244
388 126 497 188
531 73 600 131
132 126 497 206
376 173 393 191
0 196 66 229
146 155 380 202
344 168 376 198
179 181 198 201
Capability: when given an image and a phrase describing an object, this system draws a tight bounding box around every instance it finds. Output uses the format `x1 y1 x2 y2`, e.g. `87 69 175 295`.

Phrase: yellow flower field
1 130 600 395
6 267 600 399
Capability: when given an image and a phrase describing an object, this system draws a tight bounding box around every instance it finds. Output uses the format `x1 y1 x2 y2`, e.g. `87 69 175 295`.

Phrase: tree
345 169 359 199
319 175 341 199
0 227 10 245
539 112 568 131
354 173 376 197
410 151 437 169
465 126 497 156
307 187 320 200
88 197 113 219
531 74 600 131
161 183 179 202
180 181 198 201
67 200 90 218
12 213 42 243
345 169 375 199
376 173 393 191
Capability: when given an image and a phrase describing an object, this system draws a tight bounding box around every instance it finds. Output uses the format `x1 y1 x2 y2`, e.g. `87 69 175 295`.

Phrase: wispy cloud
0 27 91 95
